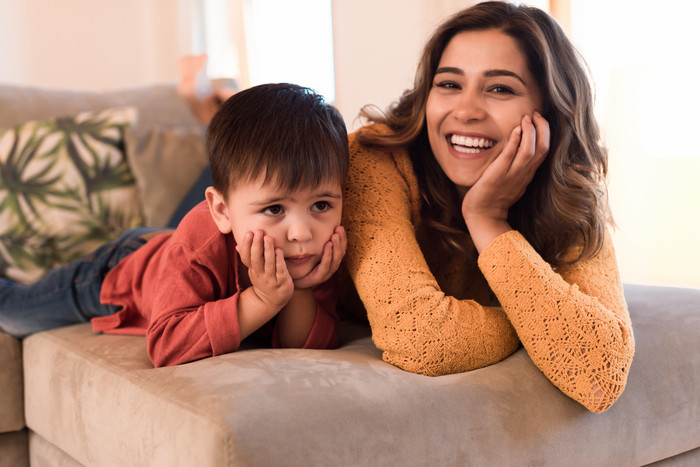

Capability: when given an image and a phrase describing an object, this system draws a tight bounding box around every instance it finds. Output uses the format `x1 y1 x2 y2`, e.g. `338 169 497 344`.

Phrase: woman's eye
312 201 331 212
262 205 284 215
489 85 515 95
434 80 460 90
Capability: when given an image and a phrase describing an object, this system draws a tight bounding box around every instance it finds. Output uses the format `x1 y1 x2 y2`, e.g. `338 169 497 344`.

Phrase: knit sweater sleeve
343 131 521 377
478 230 634 412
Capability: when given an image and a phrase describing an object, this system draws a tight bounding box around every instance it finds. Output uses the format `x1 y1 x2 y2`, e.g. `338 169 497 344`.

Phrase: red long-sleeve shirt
94 201 338 367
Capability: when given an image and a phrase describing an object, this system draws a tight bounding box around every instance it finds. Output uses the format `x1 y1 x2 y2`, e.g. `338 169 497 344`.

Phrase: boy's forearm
276 288 317 348
237 287 284 341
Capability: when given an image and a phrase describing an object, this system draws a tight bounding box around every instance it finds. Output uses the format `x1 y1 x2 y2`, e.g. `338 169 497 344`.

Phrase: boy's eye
262 205 284 215
312 201 331 212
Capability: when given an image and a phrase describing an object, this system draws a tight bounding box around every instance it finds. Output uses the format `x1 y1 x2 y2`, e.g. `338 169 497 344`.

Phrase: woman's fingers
532 111 551 165
510 112 550 177
511 114 536 170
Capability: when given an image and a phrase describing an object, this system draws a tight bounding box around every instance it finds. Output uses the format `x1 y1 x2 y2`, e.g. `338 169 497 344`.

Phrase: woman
340 1 634 412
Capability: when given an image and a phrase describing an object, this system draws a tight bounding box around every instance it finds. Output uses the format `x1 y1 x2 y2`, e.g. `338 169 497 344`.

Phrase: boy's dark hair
206 83 349 198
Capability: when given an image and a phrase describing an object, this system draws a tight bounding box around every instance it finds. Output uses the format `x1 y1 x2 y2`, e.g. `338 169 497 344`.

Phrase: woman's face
426 28 543 194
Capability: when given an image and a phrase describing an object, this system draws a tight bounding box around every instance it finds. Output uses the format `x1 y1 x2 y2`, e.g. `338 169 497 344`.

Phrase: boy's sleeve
146 242 242 367
271 277 339 350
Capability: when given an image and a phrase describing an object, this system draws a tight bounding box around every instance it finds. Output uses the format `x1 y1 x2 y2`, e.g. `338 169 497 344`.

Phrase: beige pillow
124 127 209 227
0 107 143 284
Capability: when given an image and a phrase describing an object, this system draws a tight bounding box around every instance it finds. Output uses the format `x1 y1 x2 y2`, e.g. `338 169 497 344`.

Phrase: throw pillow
124 126 209 227
0 107 143 284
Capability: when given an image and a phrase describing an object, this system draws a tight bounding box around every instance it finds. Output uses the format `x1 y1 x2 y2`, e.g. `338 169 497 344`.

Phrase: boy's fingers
275 248 288 277
237 232 253 266
315 241 334 276
263 236 277 272
335 226 347 253
330 233 346 269
249 231 265 271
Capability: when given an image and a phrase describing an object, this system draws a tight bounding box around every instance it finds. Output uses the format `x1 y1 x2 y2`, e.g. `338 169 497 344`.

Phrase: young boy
0 83 349 367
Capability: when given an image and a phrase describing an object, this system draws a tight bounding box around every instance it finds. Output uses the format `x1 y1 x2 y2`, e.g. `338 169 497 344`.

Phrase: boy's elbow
146 326 195 368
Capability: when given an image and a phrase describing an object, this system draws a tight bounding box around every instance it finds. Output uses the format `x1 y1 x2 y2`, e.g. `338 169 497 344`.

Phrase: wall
331 0 475 129
569 0 700 288
0 0 185 90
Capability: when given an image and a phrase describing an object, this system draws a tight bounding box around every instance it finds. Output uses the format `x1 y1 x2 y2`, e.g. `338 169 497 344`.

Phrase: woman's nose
454 92 486 122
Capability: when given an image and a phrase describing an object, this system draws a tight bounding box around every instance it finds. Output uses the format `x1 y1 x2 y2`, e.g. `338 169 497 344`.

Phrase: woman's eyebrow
484 69 527 85
434 66 527 86
434 66 464 76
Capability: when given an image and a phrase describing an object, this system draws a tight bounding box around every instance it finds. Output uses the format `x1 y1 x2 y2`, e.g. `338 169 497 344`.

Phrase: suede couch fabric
0 331 23 433
0 430 28 467
20 285 700 467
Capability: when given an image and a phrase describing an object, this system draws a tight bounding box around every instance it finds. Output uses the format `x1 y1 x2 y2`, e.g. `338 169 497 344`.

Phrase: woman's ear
205 186 233 234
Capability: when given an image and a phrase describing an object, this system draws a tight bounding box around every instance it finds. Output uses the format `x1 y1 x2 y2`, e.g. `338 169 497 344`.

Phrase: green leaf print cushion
0 107 143 284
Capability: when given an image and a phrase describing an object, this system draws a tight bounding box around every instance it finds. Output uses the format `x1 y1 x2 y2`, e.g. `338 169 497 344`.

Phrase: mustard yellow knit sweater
341 127 635 412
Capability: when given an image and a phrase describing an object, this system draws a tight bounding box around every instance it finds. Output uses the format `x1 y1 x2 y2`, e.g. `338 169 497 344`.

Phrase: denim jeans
0 227 161 339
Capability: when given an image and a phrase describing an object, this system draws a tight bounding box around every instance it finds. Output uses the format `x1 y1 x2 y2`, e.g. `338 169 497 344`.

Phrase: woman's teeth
450 134 495 153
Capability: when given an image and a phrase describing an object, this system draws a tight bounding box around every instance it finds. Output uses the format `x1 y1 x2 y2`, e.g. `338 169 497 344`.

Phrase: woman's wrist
465 215 512 254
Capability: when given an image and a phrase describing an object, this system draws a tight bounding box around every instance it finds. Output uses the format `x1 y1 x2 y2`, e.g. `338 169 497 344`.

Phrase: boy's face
208 175 343 280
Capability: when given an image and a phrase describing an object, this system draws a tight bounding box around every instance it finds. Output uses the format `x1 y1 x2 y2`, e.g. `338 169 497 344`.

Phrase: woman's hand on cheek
462 112 550 253
292 226 347 290
236 230 295 310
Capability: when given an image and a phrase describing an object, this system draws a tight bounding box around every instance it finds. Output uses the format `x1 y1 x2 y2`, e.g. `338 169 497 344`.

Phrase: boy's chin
286 262 319 282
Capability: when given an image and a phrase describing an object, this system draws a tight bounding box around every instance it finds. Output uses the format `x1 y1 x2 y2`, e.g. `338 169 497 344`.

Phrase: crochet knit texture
341 126 635 413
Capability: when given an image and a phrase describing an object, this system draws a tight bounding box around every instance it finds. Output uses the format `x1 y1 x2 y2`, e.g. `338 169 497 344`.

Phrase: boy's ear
205 186 233 234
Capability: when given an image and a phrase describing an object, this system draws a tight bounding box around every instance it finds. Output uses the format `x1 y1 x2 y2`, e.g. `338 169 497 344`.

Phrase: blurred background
0 0 698 288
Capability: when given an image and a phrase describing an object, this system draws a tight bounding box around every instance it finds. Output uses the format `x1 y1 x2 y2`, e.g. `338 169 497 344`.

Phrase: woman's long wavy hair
357 1 611 267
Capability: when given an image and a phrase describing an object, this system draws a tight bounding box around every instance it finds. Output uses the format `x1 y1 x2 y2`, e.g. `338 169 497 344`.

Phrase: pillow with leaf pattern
0 107 143 284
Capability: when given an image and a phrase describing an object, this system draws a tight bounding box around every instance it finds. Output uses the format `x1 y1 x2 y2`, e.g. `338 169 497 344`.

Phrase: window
188 0 336 102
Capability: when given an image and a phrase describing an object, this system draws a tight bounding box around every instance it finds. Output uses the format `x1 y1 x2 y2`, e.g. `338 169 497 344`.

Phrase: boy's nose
287 221 313 243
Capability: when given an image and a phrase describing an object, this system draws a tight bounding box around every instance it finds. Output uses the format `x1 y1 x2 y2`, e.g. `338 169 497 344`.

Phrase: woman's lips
446 134 496 158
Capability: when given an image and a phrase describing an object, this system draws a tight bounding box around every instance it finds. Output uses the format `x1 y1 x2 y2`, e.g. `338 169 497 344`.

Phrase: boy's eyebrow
250 192 342 205
434 66 527 86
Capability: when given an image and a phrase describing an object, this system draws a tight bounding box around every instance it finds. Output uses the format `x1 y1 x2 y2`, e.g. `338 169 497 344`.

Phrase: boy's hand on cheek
237 230 294 310
293 226 347 290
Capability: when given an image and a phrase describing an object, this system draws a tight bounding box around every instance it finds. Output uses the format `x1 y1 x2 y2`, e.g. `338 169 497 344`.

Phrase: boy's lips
285 254 313 265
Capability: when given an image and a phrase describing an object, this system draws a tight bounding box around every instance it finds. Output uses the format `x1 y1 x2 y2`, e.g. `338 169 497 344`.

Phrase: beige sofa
1 83 699 467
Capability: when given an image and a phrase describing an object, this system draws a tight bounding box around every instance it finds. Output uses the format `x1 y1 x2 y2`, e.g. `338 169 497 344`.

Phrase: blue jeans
0 227 161 339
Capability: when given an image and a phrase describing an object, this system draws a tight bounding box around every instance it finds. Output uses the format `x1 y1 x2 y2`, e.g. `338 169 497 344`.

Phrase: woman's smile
447 133 497 158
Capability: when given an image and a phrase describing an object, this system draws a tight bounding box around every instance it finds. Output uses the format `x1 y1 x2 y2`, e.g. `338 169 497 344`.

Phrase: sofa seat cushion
22 284 700 466
0 331 24 433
